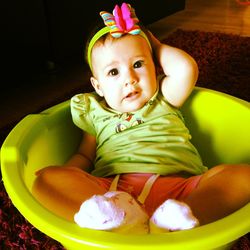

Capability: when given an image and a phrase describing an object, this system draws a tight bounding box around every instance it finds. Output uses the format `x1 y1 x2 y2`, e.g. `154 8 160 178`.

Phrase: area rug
161 29 250 102
0 29 249 249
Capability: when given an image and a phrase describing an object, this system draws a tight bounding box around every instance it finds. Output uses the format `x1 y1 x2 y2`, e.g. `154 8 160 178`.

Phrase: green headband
87 26 152 71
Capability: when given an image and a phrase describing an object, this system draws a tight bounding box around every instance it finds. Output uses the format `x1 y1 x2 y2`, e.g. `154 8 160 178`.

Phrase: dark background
2 0 185 79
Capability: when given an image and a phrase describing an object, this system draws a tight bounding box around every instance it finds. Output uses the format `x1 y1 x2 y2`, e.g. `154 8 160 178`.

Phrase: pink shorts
94 173 202 216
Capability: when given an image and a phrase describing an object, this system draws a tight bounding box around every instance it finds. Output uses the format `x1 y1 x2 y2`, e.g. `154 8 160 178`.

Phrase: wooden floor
148 0 250 39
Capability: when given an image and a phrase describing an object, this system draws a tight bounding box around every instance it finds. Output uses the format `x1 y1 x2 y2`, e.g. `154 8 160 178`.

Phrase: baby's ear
90 77 104 97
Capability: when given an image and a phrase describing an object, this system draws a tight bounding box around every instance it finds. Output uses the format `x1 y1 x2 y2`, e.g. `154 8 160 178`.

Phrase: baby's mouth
124 91 139 100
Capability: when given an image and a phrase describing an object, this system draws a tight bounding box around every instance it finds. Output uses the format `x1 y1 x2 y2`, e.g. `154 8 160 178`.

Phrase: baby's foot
150 199 199 233
74 191 125 230
74 191 149 234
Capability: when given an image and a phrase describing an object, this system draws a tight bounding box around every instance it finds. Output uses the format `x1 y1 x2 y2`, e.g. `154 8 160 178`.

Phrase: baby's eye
108 68 119 76
133 60 143 68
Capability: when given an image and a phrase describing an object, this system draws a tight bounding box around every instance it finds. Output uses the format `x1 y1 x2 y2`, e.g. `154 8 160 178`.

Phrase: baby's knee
229 164 250 189
35 166 62 182
33 166 76 192
202 163 250 180
33 167 58 193
36 165 83 179
199 164 250 193
217 163 250 180
200 164 227 181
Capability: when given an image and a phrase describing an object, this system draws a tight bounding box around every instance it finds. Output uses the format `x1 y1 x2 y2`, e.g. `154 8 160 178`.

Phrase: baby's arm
64 132 96 172
150 33 199 107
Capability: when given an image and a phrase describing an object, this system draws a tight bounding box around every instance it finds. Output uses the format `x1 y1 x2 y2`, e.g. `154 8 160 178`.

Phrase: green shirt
71 89 207 177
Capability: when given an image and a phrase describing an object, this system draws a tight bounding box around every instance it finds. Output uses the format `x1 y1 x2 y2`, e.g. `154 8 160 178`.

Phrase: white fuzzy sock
74 191 149 234
150 199 199 233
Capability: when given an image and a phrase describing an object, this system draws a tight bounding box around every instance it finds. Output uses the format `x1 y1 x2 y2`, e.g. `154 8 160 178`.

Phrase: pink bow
100 2 141 38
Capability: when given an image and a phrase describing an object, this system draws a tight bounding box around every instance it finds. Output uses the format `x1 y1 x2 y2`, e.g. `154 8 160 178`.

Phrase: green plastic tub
1 87 249 250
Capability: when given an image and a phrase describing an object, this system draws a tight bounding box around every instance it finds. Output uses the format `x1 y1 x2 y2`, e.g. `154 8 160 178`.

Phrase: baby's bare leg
183 164 250 225
32 166 107 221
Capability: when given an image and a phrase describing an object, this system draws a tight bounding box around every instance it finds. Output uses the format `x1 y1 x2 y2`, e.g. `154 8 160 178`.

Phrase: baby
32 2 250 234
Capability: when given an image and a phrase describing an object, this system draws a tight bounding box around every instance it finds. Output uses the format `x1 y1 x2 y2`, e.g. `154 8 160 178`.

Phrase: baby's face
90 34 157 113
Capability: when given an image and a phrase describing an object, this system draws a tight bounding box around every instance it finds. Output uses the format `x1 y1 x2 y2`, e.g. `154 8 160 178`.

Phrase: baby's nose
125 80 137 87
125 69 138 87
